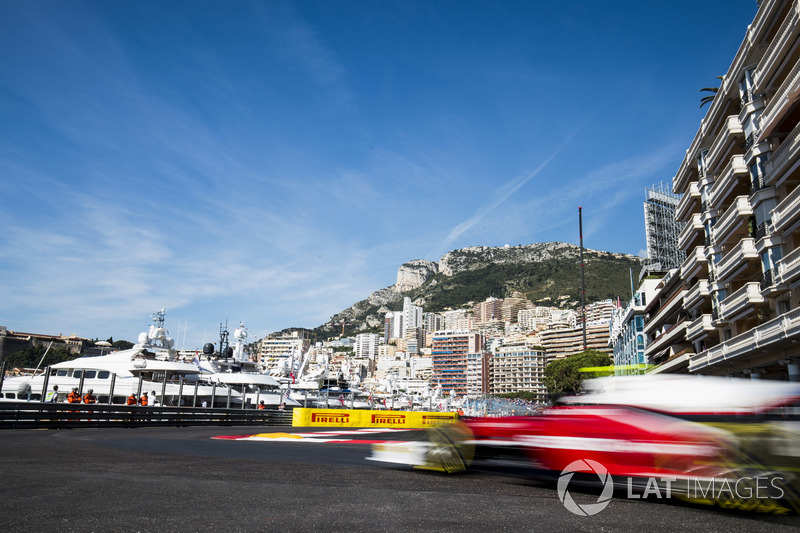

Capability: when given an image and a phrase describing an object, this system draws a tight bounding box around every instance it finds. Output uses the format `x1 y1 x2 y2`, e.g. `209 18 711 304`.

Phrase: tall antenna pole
579 207 587 351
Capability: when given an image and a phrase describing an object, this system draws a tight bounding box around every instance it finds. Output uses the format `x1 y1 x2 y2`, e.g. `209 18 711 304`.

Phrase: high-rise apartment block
431 330 485 396
490 337 547 402
649 0 800 381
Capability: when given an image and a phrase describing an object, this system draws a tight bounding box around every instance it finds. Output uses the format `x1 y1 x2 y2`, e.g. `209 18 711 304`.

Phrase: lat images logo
557 459 614 516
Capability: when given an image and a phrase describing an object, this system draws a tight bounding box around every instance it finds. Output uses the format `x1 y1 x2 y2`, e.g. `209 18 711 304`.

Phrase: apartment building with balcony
661 0 800 380
431 330 484 396
489 337 547 402
611 278 662 374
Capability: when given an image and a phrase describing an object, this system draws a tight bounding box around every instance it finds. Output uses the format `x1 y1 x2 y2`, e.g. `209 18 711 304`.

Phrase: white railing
686 314 714 341
755 1 800 89
676 181 701 221
771 174 800 233
690 305 800 372
777 245 800 286
684 280 710 310
680 246 708 279
765 121 800 186
718 282 764 321
678 213 703 250
715 238 758 282
706 116 743 172
759 56 800 132
707 155 747 208
711 196 753 246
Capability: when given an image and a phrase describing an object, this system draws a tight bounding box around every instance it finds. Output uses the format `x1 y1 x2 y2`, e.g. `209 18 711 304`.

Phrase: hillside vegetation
301 243 643 342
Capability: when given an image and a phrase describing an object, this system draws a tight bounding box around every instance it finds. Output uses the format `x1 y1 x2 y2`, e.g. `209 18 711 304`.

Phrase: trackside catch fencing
0 401 294 429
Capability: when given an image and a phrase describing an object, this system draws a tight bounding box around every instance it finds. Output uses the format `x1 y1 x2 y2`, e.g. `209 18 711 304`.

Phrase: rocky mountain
312 242 643 340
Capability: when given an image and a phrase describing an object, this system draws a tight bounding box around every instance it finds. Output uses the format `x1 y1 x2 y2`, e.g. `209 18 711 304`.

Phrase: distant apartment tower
423 312 444 333
585 299 615 325
473 297 503 322
501 294 533 322
490 337 547 403
442 309 472 331
258 330 310 363
402 297 423 337
384 311 403 341
355 333 379 360
431 330 484 396
405 327 425 356
642 182 685 275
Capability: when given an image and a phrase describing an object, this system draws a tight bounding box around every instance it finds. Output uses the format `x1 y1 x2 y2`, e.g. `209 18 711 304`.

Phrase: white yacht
1 310 235 407
194 322 300 408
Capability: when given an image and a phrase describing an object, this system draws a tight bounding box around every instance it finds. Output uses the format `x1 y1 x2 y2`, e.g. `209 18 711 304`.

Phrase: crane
325 320 352 336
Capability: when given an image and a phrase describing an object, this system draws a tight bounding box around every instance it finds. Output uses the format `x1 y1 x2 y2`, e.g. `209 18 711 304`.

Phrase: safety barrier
0 401 294 429
292 408 458 428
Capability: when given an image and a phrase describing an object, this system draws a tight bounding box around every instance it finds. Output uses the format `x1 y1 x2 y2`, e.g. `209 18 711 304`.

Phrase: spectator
45 385 59 403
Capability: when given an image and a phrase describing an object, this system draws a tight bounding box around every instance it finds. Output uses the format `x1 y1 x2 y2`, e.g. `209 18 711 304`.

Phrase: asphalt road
1 426 798 532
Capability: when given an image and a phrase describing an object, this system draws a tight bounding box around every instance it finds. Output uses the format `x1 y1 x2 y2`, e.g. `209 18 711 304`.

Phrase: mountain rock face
318 242 642 339
439 242 582 276
395 259 439 292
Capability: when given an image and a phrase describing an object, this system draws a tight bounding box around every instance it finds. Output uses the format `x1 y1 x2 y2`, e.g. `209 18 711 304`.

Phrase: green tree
543 350 612 400
3 344 78 369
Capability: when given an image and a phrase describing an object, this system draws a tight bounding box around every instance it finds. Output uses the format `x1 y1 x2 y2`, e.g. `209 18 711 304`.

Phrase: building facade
490 337 547 402
653 0 800 380
431 330 484 396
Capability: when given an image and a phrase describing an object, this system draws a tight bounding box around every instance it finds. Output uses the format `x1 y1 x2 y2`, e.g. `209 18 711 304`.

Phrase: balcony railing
715 238 758 283
690 306 800 373
758 55 800 145
706 116 744 172
711 196 753 246
680 246 708 280
760 267 777 291
777 246 800 287
754 2 800 94
707 155 747 208
717 282 765 322
683 280 710 310
676 181 701 221
751 175 769 194
686 314 714 341
771 180 800 233
755 220 773 240
678 213 703 251
765 120 800 187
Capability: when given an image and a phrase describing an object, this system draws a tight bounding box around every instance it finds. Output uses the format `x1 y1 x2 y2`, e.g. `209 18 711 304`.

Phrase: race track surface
1 426 797 532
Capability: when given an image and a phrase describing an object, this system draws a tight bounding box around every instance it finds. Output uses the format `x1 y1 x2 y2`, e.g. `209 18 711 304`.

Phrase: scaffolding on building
641 182 684 277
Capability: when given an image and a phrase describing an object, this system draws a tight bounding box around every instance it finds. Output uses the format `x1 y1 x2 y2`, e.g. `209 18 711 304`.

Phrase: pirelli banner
292 408 458 428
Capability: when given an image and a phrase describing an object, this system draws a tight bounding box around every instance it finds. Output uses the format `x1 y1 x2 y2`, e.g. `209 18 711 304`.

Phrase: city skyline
1 1 757 346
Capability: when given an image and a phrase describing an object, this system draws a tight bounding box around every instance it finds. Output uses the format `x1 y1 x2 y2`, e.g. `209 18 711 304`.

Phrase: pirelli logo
311 412 350 424
422 415 454 425
371 414 407 424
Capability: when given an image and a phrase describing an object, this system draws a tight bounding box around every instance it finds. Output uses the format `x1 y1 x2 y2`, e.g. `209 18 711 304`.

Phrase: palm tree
700 76 724 108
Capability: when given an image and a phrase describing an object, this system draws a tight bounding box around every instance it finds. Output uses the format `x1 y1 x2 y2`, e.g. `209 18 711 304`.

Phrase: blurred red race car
369 375 800 514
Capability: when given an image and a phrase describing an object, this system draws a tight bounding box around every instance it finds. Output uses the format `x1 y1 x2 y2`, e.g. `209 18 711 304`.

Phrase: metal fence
0 401 294 429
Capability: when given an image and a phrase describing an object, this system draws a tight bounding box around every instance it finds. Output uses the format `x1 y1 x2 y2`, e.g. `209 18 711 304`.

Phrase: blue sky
1 1 757 347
